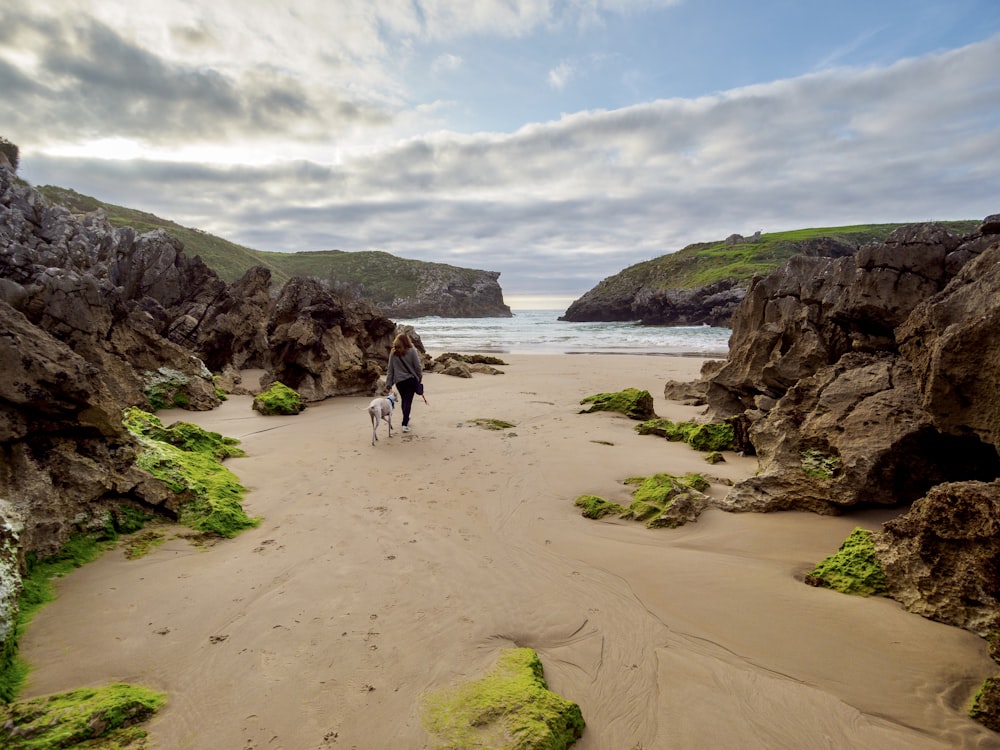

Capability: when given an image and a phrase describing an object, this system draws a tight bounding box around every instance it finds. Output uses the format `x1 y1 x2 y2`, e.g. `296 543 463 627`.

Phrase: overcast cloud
3 0 999 306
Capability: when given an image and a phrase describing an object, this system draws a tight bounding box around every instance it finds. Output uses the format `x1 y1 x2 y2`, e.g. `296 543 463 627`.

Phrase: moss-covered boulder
636 418 734 451
123 408 259 538
805 527 887 596
143 365 219 412
574 495 626 519
422 647 584 749
621 472 711 528
970 677 1000 732
252 382 304 416
0 682 166 748
579 388 655 420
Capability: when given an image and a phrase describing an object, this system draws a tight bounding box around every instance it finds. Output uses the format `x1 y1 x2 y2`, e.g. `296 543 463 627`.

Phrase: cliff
561 224 977 325
36 185 511 319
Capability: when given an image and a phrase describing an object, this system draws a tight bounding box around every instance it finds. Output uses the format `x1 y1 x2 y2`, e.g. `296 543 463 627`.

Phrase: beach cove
18 354 1000 749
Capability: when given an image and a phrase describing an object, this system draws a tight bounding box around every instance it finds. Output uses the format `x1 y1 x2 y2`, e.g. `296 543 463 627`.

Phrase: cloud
430 53 464 75
0 9 397 151
548 61 574 89
8 3 1000 300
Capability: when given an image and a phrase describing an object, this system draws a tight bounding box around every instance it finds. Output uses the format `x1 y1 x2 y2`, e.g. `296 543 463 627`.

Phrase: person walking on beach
385 332 423 433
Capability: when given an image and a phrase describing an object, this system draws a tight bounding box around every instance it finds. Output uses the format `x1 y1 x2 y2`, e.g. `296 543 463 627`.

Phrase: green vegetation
801 449 841 479
573 495 626 519
0 534 114 703
805 527 887 596
579 389 655 420
585 222 980 297
622 472 711 529
123 408 259 538
421 647 584 750
0 683 166 749
636 418 734 452
33 184 981 316
577 473 710 529
470 418 516 431
35 185 280 285
34 186 504 301
970 677 1000 732
252 382 305 416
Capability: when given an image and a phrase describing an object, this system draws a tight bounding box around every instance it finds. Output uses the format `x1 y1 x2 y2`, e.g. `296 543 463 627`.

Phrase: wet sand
19 354 1000 749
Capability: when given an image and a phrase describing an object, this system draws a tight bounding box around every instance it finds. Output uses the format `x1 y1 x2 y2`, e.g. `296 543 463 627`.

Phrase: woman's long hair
392 333 412 356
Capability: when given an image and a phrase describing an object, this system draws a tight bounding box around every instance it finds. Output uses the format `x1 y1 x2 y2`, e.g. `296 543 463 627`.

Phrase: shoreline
17 354 998 749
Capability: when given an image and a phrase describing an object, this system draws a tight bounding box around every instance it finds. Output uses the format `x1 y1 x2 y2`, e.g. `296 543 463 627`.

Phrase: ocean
395 309 731 357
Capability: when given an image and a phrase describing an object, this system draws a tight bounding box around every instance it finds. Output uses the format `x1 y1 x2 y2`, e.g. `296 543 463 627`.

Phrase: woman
385 333 423 433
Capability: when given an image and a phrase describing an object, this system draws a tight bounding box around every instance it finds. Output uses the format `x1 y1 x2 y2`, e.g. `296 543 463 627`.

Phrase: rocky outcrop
0 164 398 651
265 277 395 399
561 235 862 325
690 214 1000 643
873 480 1000 636
378 267 512 319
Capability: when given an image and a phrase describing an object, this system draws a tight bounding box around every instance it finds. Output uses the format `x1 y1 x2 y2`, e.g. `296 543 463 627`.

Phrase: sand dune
20 354 1000 749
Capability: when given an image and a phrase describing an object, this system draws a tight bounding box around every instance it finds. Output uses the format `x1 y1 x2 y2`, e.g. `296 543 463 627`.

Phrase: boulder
873 480 1000 636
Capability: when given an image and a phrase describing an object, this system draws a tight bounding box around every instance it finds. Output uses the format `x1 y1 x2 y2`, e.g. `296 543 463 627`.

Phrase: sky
3 1 999 310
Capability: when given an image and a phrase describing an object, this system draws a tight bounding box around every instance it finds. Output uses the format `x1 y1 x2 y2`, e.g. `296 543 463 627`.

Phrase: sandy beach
18 354 1000 749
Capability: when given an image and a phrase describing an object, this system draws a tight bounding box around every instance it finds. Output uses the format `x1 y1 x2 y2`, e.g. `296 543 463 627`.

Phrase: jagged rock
0 164 401 663
379 268 511 318
0 301 177 558
706 223 967 415
897 240 1000 449
717 352 1000 514
873 480 1000 636
264 277 395 400
632 279 747 326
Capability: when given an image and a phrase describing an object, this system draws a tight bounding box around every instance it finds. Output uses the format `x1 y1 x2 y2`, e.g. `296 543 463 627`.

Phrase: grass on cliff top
584 221 981 295
421 647 585 750
35 185 490 301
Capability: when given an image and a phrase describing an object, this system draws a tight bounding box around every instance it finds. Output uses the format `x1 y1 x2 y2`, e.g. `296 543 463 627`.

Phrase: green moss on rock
635 418 734 451
422 647 584 749
805 527 887 596
620 472 710 528
0 682 165 748
801 448 841 479
252 382 305 416
123 409 245 461
470 418 516 431
573 495 626 519
579 389 655 420
123 408 259 538
970 677 1000 732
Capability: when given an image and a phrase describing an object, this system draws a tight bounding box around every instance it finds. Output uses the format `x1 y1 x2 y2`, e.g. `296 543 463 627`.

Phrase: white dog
368 394 396 446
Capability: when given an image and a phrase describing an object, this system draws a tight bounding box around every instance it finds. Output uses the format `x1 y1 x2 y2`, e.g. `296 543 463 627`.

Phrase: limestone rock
897 240 1000 449
873 480 1000 636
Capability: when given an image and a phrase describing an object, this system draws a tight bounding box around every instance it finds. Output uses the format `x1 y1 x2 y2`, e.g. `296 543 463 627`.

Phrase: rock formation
0 164 397 662
561 235 862 325
696 215 1000 642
